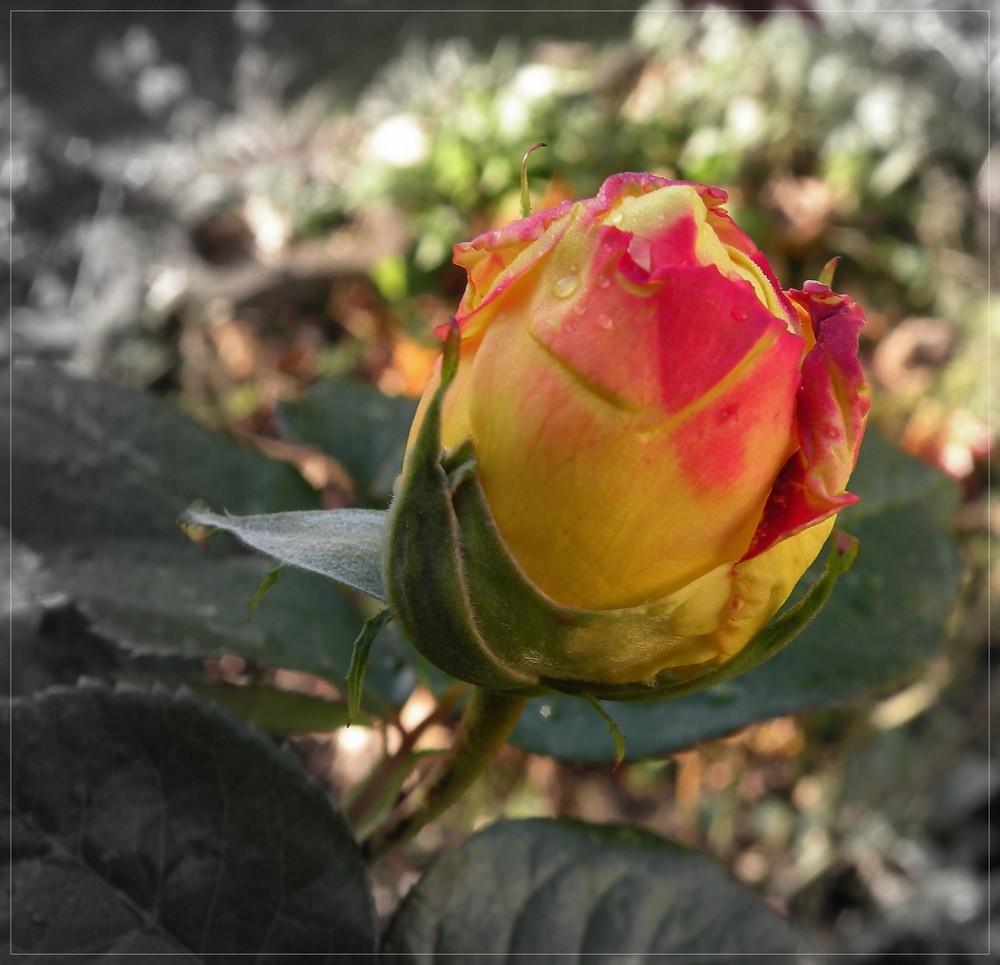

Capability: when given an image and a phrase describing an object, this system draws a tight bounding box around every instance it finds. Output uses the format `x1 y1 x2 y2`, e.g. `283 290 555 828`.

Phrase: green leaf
6 366 415 713
276 377 418 506
5 365 317 551
181 503 388 603
511 430 962 762
49 544 414 714
6 681 377 957
382 818 798 960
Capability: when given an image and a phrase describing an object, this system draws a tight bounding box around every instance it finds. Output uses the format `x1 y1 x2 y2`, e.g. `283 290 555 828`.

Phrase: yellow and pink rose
389 173 869 692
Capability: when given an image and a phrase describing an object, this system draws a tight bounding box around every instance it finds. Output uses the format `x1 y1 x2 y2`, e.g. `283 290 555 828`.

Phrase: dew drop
608 210 624 225
597 275 611 290
731 307 749 321
597 313 614 331
553 274 580 299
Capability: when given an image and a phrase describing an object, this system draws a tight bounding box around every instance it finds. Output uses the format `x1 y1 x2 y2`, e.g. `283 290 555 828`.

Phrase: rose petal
447 200 576 332
515 194 802 415
742 283 870 560
655 516 837 666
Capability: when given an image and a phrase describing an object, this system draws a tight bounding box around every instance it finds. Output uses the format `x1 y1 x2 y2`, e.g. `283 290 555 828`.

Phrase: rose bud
385 173 869 699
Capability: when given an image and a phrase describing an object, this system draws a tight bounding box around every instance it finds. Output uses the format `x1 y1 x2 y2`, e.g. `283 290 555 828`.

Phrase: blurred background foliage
8 1 994 959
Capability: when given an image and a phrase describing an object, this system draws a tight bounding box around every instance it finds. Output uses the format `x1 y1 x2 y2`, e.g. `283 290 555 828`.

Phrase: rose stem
344 683 466 833
360 686 528 862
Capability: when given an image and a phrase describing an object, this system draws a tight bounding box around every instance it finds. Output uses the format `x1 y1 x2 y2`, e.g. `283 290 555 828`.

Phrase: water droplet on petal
597 275 611 290
732 307 749 321
608 210 624 225
553 274 580 299
597 313 614 331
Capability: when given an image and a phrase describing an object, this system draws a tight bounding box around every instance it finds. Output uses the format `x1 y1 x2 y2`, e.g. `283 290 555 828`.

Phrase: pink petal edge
741 282 871 561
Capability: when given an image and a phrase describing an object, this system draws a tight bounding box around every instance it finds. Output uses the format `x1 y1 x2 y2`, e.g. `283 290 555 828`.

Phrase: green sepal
546 530 860 702
382 322 543 694
383 320 861 702
248 565 283 622
347 608 395 723
180 503 388 602
580 694 626 768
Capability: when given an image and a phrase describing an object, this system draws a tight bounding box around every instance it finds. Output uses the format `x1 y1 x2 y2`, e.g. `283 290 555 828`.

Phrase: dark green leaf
5 365 317 551
49 549 413 714
276 377 418 506
511 430 962 762
382 818 798 961
6 366 414 713
6 682 376 958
